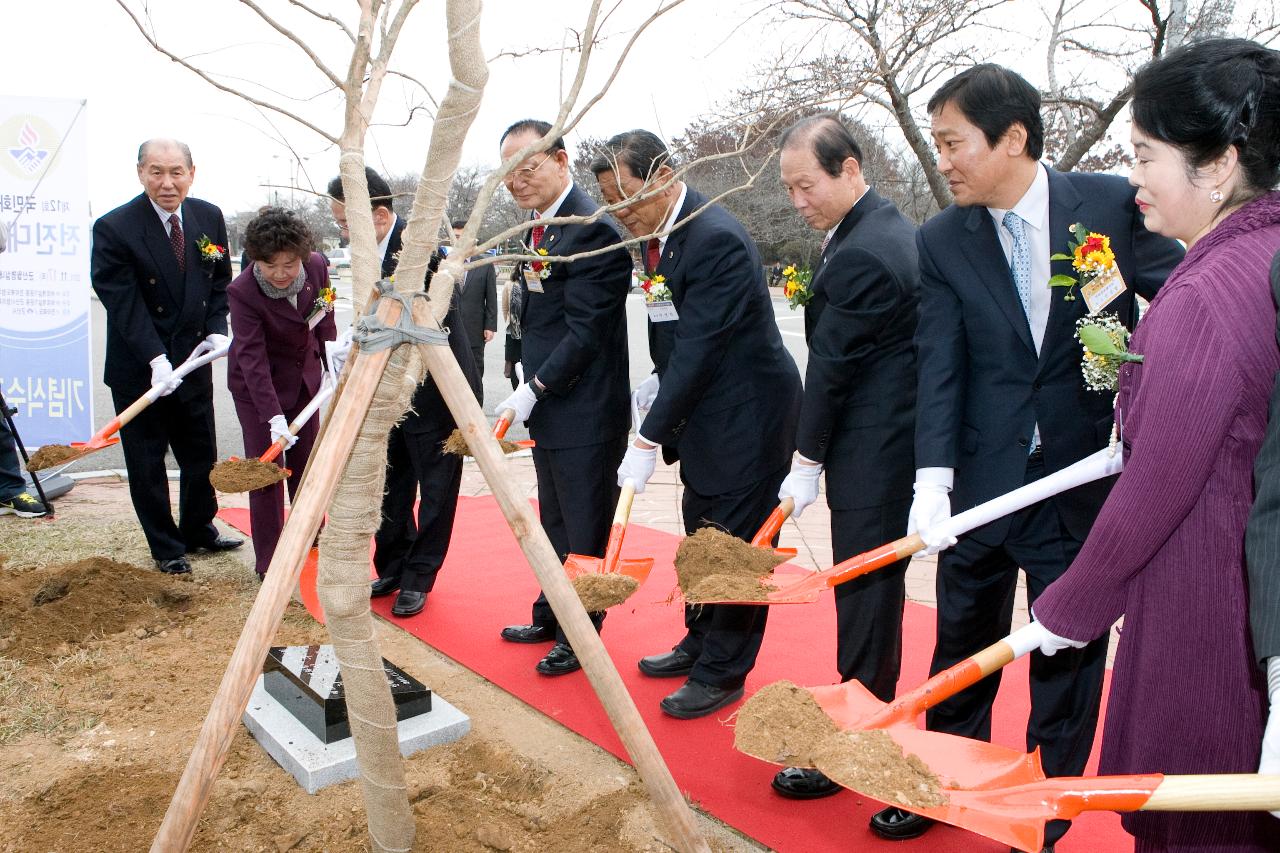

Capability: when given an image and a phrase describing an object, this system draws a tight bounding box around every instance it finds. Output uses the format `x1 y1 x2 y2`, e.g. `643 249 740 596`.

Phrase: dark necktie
168 213 186 271
645 238 661 273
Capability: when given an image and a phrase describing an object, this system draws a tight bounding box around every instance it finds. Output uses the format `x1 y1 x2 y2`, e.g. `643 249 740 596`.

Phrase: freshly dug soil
209 457 288 493
0 557 196 662
572 573 640 611
732 680 839 766
814 729 948 810
442 429 521 456
685 574 771 603
674 528 785 601
26 444 82 471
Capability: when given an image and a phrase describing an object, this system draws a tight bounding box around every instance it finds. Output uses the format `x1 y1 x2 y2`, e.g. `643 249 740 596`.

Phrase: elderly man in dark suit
328 168 480 617
768 114 920 798
449 219 497 387
872 67 1183 849
593 130 802 720
227 209 336 579
91 138 241 575
494 119 633 676
1245 251 1280 813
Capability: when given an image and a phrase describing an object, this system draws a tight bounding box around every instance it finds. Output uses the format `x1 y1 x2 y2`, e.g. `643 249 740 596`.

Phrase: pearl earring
1210 189 1224 203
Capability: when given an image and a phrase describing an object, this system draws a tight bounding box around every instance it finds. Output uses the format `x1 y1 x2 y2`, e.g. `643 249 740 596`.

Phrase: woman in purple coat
1025 40 1280 852
228 209 337 578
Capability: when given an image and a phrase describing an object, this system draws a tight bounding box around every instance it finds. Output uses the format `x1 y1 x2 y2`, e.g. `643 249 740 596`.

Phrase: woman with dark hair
227 208 337 579
1028 39 1280 852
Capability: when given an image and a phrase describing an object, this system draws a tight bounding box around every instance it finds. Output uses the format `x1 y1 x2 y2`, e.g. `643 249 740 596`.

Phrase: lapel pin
548 234 556 243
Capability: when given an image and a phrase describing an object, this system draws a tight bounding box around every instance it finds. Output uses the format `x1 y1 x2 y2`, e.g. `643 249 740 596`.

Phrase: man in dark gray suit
1244 251 1280 808
449 219 497 388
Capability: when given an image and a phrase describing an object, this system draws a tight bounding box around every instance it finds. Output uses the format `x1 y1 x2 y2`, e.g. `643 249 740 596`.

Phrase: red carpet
220 496 1129 852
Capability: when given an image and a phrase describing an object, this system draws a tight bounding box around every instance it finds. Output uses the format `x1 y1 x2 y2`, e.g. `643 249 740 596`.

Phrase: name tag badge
523 268 545 294
646 300 679 323
1081 266 1128 315
306 310 324 330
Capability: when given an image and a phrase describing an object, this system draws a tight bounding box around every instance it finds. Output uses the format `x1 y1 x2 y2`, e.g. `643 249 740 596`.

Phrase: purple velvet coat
1036 193 1280 852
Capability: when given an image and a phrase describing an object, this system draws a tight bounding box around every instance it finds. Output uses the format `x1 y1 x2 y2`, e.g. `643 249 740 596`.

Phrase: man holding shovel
494 120 633 675
91 139 240 575
592 130 802 720
769 114 921 797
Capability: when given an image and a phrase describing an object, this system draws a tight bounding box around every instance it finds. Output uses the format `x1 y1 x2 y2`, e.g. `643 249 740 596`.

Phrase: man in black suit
592 130 802 720
327 168 480 618
871 67 1183 848
494 120 633 676
768 114 920 798
91 139 241 574
1245 252 1280 803
449 219 497 388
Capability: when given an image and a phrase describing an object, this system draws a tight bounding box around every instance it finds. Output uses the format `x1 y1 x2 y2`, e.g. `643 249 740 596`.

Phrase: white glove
515 362 526 385
497 381 539 423
1009 618 1089 658
908 475 956 556
327 327 354 376
1262 656 1280 818
204 332 229 352
618 442 658 493
268 414 297 449
149 355 178 397
779 455 823 518
634 373 660 409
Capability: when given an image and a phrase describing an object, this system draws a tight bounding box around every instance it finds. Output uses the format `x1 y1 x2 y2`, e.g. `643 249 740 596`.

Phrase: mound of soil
814 729 947 810
209 458 288 493
674 528 785 602
0 557 196 661
572 573 640 611
26 444 82 471
733 680 839 767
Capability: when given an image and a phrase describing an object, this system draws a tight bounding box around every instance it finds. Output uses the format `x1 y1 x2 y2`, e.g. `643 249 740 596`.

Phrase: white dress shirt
150 198 183 235
987 164 1051 353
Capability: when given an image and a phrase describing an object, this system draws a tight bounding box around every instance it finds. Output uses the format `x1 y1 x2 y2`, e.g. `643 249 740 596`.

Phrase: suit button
1018 437 1029 448
1033 382 1042 391
157 306 165 313
148 278 156 284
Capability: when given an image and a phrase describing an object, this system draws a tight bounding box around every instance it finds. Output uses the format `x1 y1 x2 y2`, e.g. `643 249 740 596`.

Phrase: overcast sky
7 1 1271 217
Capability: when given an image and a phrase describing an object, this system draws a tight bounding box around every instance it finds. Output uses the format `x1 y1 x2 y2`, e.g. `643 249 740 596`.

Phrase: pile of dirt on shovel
572 573 640 611
816 729 949 810
26 444 81 470
209 457 287 492
733 679 840 767
675 527 786 603
441 429 521 456
0 556 197 661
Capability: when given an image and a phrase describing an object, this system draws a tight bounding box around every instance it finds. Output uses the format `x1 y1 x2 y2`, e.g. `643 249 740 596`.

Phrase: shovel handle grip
751 498 794 548
493 408 516 439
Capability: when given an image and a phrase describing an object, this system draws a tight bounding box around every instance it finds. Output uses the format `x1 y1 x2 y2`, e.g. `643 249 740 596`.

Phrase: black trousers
0 413 26 499
469 346 485 383
372 423 463 593
831 498 911 702
677 466 787 689
528 436 627 641
925 454 1107 844
112 388 220 561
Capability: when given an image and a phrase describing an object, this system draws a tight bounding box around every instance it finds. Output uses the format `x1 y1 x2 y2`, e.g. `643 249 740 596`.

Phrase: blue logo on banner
7 122 48 175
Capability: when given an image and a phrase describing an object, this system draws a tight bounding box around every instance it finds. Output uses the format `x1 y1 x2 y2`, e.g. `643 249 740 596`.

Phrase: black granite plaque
263 645 432 744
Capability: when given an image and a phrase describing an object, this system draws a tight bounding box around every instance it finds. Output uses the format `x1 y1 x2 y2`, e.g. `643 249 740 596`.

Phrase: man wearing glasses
494 119 633 677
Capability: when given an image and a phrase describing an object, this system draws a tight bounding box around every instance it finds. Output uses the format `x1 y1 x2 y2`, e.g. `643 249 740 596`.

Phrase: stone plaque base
242 675 470 794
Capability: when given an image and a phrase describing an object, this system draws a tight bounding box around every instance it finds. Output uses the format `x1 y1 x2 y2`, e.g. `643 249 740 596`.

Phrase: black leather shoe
869 807 934 840
500 624 555 644
156 557 192 575
660 679 744 719
391 590 426 617
188 535 243 553
370 576 400 597
638 647 695 678
535 643 581 676
771 767 840 799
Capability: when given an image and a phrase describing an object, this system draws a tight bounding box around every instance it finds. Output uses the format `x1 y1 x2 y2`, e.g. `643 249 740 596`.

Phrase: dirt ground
0 479 765 853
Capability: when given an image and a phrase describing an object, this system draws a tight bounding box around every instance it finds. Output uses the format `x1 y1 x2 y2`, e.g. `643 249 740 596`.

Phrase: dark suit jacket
914 168 1183 543
226 252 337 421
1245 251 1280 665
382 218 481 434
517 184 632 450
644 186 802 496
91 193 232 401
797 189 919 511
456 254 497 350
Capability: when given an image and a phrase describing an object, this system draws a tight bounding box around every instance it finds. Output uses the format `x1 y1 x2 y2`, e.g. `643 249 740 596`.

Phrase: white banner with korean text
0 96 91 446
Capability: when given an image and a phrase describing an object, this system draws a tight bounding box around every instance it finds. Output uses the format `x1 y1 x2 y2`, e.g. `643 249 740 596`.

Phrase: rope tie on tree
352 278 449 351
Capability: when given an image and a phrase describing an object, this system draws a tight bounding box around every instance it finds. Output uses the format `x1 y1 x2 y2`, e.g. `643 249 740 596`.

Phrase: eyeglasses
504 155 552 185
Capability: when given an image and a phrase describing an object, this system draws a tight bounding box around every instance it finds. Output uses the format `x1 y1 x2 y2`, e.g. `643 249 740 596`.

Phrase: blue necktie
1002 210 1031 320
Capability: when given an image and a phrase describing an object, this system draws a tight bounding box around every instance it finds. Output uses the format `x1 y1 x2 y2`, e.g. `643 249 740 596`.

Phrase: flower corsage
782 264 813 310
196 234 226 264
1050 223 1116 303
639 272 672 303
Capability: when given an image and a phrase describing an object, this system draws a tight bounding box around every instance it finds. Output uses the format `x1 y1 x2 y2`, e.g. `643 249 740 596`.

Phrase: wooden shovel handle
601 481 637 573
493 407 516 439
862 636 1015 728
826 532 924 587
751 498 794 547
259 439 287 465
1140 774 1280 812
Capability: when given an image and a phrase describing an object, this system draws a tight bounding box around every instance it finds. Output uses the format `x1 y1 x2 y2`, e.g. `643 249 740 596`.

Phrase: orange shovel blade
563 553 655 584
